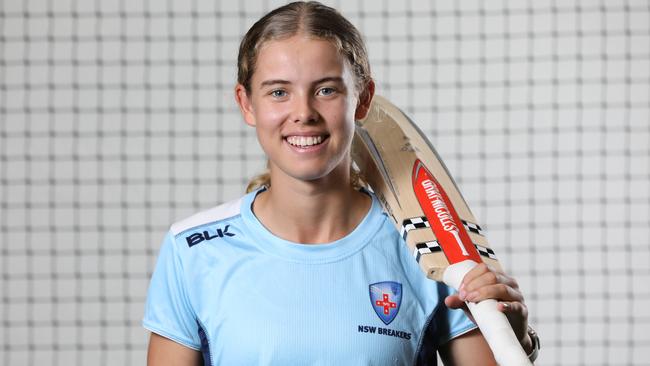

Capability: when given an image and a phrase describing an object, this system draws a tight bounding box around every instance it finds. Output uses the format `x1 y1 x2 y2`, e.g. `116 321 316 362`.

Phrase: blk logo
186 225 235 247
369 281 402 325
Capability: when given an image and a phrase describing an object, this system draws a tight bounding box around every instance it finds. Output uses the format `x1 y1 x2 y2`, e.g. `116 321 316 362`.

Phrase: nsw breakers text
358 325 412 340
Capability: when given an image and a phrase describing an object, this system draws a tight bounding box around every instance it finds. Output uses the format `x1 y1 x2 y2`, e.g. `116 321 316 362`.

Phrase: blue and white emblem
369 281 402 325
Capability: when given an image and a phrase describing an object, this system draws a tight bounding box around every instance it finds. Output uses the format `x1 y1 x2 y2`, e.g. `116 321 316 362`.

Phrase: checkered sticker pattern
462 220 484 236
474 244 498 260
400 217 430 239
413 241 442 262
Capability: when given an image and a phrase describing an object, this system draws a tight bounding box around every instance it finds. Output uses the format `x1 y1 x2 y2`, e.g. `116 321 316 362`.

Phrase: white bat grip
443 260 532 366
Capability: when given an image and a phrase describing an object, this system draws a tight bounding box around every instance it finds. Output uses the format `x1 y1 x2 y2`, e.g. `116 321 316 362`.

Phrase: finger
463 270 500 293
498 301 529 341
498 301 527 316
464 282 524 303
496 272 520 291
459 262 492 288
461 263 521 290
463 270 519 293
460 271 506 301
444 294 466 309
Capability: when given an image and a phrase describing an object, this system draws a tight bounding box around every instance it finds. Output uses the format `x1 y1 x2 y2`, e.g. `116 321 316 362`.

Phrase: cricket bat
352 95 531 365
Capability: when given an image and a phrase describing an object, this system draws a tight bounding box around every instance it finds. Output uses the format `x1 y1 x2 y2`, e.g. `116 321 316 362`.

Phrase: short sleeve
433 284 477 345
143 232 201 350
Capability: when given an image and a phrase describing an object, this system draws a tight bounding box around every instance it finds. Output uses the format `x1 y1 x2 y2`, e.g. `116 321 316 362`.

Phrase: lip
282 130 329 137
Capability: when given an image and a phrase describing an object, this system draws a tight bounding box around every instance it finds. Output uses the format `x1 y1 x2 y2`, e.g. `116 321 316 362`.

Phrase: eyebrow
258 76 345 88
313 76 345 85
259 79 290 88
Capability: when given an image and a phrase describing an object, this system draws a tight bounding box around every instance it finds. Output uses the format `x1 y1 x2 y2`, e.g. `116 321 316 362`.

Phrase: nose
291 94 319 124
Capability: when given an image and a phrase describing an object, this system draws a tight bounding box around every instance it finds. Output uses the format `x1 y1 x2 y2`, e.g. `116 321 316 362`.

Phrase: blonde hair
238 1 371 192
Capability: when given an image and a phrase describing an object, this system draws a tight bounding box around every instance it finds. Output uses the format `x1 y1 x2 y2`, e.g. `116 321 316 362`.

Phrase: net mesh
1 0 649 364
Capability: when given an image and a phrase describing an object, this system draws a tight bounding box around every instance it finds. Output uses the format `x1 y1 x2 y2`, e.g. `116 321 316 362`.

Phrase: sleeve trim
171 198 242 236
143 321 202 351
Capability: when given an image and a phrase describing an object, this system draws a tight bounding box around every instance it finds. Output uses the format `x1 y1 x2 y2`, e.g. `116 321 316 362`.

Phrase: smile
286 135 327 148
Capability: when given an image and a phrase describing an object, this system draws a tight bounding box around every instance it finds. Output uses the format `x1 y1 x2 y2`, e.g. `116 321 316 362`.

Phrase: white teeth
287 135 324 147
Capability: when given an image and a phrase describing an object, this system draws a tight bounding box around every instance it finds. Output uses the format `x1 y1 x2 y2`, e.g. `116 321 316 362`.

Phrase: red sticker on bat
412 160 482 265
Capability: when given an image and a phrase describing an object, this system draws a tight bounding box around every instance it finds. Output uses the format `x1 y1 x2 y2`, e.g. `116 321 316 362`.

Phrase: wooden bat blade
352 95 500 281
352 95 531 366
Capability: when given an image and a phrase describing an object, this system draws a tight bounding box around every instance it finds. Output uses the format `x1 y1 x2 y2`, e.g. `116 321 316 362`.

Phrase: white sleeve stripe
170 198 242 236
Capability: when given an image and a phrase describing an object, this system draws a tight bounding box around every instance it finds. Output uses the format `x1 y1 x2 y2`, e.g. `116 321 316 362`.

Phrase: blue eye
318 87 335 96
271 89 287 98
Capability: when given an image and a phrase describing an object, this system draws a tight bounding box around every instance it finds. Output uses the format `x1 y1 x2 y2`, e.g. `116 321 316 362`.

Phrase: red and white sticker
412 159 481 265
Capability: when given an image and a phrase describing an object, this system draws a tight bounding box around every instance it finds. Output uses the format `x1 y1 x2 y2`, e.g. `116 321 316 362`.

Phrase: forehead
258 34 340 55
252 35 353 83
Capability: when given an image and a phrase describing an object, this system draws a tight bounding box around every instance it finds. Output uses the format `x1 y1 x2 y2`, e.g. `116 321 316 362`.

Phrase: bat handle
443 260 532 366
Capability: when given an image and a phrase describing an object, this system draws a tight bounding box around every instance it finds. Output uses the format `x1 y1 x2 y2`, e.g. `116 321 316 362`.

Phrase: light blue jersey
143 189 476 365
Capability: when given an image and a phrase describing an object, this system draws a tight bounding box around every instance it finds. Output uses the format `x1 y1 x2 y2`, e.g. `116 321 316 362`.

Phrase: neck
252 167 371 244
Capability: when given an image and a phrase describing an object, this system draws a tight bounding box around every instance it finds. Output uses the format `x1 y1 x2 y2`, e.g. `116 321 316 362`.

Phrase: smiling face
236 35 372 186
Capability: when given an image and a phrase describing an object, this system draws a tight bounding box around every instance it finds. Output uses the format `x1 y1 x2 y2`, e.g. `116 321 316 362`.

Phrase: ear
354 79 375 121
234 84 257 127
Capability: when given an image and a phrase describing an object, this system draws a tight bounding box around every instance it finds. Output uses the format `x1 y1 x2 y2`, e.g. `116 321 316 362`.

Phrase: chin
292 171 334 183
272 156 350 184
282 165 341 183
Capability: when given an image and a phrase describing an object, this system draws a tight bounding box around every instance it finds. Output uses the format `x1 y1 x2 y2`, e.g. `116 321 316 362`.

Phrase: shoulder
170 196 243 238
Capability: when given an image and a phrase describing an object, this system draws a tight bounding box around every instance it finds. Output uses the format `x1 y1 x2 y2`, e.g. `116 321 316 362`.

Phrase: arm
147 333 202 366
144 233 203 365
438 328 497 366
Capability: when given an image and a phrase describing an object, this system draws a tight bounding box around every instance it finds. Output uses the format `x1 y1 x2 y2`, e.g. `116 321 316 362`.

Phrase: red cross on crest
375 293 397 315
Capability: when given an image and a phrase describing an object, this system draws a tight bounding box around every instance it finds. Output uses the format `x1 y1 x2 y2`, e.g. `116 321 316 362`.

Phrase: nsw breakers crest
369 281 402 325
360 281 411 340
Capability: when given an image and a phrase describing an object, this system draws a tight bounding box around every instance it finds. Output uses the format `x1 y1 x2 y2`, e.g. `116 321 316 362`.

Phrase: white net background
2 0 649 364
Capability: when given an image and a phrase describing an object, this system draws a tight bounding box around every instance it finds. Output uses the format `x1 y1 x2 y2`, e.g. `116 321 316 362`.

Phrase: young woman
143 2 538 365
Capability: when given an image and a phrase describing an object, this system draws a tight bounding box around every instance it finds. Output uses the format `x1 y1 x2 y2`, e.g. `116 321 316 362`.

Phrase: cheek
331 107 356 146
341 99 358 130
330 96 355 120
255 105 288 132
